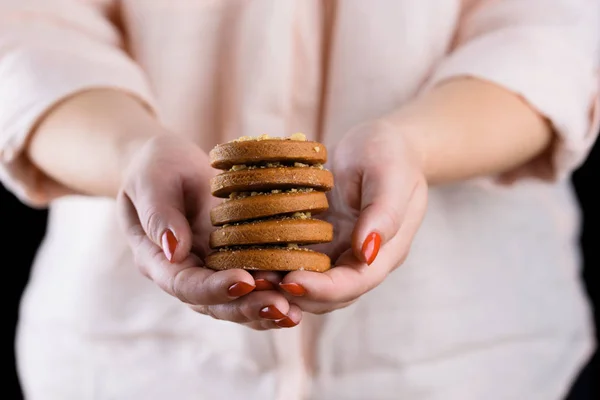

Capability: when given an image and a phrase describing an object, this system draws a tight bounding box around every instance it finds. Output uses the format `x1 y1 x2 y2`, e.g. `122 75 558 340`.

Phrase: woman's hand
28 88 300 329
116 132 301 330
269 121 428 314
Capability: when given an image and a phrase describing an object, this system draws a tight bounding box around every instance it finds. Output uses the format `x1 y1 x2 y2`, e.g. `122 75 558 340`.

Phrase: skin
26 77 552 329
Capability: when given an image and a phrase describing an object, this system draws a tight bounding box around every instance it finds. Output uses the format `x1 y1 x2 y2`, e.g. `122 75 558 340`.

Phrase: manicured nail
161 229 178 263
259 305 286 320
361 232 381 265
255 279 275 291
275 316 298 328
279 283 306 296
227 282 255 297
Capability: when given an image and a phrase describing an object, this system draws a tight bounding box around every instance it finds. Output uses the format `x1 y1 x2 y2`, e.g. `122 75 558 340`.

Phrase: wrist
82 89 165 196
380 78 555 186
28 88 164 197
115 131 162 192
376 115 430 182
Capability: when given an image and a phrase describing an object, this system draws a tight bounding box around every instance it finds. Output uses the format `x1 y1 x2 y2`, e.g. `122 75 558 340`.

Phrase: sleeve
0 0 157 207
423 0 600 183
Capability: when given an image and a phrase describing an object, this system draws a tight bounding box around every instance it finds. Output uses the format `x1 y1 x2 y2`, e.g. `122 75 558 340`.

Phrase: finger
191 290 292 324
118 193 256 304
288 298 356 315
124 176 193 263
243 321 282 331
351 164 417 265
249 303 303 329
282 183 427 307
274 303 302 328
280 251 374 304
251 271 284 291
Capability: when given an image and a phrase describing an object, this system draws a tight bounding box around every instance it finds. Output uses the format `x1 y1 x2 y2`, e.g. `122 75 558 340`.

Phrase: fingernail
259 305 286 320
255 279 275 291
361 232 381 265
275 316 298 328
279 283 306 296
161 229 178 263
228 282 255 297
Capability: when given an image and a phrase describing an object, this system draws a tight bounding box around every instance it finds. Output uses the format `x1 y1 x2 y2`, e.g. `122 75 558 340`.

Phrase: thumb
351 165 410 265
125 182 193 264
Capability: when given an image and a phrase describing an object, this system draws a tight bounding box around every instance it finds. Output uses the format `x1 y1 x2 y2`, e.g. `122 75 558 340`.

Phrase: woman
1 1 598 399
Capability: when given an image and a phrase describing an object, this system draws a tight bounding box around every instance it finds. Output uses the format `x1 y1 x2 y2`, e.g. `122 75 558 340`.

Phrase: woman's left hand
257 121 428 314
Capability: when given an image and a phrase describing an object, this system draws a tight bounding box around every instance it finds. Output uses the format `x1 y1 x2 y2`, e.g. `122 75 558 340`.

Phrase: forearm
26 89 160 198
386 77 553 185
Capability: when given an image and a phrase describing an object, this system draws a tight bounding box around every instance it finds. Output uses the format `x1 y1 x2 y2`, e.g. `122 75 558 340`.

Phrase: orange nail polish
275 316 298 328
255 279 275 291
279 283 306 296
259 305 286 320
228 282 255 297
161 230 178 263
361 232 381 265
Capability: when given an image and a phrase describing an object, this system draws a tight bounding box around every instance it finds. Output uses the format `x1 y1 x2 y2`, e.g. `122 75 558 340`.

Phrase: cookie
209 139 327 170
209 218 333 248
210 167 334 198
205 247 331 272
210 190 329 225
205 133 334 272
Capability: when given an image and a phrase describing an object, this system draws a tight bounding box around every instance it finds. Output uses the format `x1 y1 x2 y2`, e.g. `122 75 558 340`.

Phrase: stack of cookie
206 133 334 272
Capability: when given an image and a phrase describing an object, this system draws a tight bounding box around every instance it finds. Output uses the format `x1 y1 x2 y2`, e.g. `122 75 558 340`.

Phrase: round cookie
205 248 331 272
209 218 333 248
210 167 334 198
209 139 327 170
210 191 329 225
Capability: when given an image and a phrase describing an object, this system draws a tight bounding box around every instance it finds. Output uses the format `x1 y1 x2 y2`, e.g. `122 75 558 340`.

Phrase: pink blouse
1 1 599 399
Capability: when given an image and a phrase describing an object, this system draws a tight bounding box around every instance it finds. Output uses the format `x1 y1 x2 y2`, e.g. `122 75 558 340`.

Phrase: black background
2 144 599 398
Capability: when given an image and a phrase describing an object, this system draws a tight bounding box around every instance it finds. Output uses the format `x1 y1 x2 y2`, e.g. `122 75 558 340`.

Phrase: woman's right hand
116 132 301 330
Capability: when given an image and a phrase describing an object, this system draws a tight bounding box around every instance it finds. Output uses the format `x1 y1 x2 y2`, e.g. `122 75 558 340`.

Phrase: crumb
289 132 306 141
230 132 310 142
291 212 311 219
314 146 320 152
226 187 315 201
229 161 324 171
